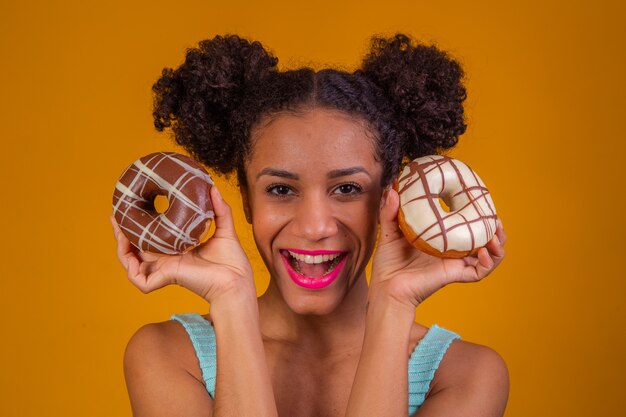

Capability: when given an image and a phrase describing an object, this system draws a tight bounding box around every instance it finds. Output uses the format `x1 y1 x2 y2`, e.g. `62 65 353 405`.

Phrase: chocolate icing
112 152 214 254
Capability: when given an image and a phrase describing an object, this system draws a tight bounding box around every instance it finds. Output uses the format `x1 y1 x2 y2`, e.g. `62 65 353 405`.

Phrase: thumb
378 188 404 245
210 185 238 239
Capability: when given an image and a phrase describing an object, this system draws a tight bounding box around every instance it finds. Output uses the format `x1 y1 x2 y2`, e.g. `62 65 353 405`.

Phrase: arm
345 189 507 417
124 321 213 417
114 186 278 417
414 342 509 417
344 286 415 416
209 286 277 417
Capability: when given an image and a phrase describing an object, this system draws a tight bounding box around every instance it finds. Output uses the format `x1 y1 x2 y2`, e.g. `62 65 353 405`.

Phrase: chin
285 294 345 316
279 271 363 317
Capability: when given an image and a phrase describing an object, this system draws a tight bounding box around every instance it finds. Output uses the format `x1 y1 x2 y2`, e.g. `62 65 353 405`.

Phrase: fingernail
494 234 501 245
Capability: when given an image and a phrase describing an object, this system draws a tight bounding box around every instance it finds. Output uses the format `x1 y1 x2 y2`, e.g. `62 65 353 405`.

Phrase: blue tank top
172 313 459 416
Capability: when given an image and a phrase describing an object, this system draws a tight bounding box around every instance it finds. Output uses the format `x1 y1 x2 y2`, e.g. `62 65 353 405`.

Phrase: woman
112 34 508 417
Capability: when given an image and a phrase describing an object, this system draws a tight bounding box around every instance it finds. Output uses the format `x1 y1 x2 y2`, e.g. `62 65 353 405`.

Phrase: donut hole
153 194 170 214
438 197 451 213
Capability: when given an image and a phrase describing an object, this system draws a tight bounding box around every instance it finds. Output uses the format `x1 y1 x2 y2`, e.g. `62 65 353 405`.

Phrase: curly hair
152 34 467 187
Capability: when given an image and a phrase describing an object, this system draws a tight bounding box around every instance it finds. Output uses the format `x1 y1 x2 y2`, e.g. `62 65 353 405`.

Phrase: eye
266 183 295 197
333 182 363 196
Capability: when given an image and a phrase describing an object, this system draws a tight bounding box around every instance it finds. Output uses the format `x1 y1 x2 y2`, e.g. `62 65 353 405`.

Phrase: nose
292 193 338 242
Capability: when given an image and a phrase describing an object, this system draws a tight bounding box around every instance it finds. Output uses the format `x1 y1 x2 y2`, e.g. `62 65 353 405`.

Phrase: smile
280 249 348 289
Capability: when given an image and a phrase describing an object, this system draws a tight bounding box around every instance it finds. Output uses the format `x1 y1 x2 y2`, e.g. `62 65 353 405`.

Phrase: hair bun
152 35 278 174
361 34 467 158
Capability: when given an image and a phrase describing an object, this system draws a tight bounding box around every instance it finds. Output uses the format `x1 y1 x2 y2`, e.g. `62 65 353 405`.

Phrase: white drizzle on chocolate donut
113 152 214 254
396 155 497 258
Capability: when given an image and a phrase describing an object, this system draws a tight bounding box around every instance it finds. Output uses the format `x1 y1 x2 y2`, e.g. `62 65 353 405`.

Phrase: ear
240 185 252 224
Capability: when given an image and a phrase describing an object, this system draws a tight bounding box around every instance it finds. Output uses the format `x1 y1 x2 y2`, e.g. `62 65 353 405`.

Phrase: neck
258 275 369 354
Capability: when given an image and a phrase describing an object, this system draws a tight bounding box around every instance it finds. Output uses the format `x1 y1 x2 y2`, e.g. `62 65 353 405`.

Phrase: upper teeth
288 251 341 264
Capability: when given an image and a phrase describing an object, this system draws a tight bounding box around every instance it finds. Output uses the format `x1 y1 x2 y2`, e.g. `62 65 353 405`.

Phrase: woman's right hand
111 186 254 303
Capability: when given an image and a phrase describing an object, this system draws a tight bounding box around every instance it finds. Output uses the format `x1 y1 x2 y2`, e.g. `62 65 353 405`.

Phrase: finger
110 215 128 246
126 256 142 282
111 216 155 281
486 234 505 261
122 257 172 294
110 215 120 233
111 216 136 269
126 270 152 294
111 215 128 247
495 218 507 246
210 185 239 240
378 188 404 245
484 235 506 275
130 266 171 294
463 255 480 268
111 215 175 293
472 247 496 280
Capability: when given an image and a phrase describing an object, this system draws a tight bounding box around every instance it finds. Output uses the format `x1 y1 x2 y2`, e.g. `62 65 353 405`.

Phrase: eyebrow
327 166 371 179
256 168 299 180
256 166 371 180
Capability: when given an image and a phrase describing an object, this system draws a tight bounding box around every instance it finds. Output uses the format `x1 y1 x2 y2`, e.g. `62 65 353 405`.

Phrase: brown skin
117 108 508 417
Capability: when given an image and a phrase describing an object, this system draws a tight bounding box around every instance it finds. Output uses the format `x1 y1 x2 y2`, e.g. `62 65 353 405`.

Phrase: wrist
208 278 259 320
366 295 415 329
368 278 420 316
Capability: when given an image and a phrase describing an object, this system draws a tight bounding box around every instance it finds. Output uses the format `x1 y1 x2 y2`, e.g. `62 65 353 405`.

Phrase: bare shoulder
124 319 212 416
436 338 509 387
420 335 509 417
126 319 201 375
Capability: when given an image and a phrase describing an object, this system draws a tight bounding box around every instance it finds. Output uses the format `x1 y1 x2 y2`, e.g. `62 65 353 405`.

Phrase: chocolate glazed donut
113 152 214 254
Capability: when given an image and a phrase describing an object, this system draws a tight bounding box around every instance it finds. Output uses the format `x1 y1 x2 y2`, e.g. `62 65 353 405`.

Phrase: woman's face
243 108 386 315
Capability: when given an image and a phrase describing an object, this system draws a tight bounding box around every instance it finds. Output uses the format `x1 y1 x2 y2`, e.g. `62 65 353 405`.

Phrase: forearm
209 283 278 417
345 288 416 417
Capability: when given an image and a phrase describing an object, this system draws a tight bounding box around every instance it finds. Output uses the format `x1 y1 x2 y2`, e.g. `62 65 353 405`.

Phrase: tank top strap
407 324 461 415
171 313 217 399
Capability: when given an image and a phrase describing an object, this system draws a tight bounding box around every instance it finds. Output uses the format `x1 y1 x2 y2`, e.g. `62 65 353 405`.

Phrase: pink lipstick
280 249 347 289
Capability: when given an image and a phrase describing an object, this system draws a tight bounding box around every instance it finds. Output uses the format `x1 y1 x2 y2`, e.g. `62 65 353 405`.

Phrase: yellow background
1 0 624 415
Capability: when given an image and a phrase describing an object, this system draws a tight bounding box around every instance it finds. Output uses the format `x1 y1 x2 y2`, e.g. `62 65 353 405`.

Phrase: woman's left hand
369 188 506 309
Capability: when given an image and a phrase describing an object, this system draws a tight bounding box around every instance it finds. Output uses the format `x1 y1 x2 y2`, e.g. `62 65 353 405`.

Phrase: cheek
250 205 289 246
254 203 291 224
341 196 382 237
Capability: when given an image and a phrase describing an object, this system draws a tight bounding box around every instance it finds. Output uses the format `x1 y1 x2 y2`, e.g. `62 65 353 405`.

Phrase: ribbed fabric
407 324 461 415
171 313 217 399
172 313 459 414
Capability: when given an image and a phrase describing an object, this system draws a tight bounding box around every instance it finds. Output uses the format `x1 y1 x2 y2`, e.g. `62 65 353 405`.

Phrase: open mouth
284 250 344 277
280 249 348 289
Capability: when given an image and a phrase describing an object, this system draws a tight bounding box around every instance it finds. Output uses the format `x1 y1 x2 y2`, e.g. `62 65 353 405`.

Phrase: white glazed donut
395 155 497 258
